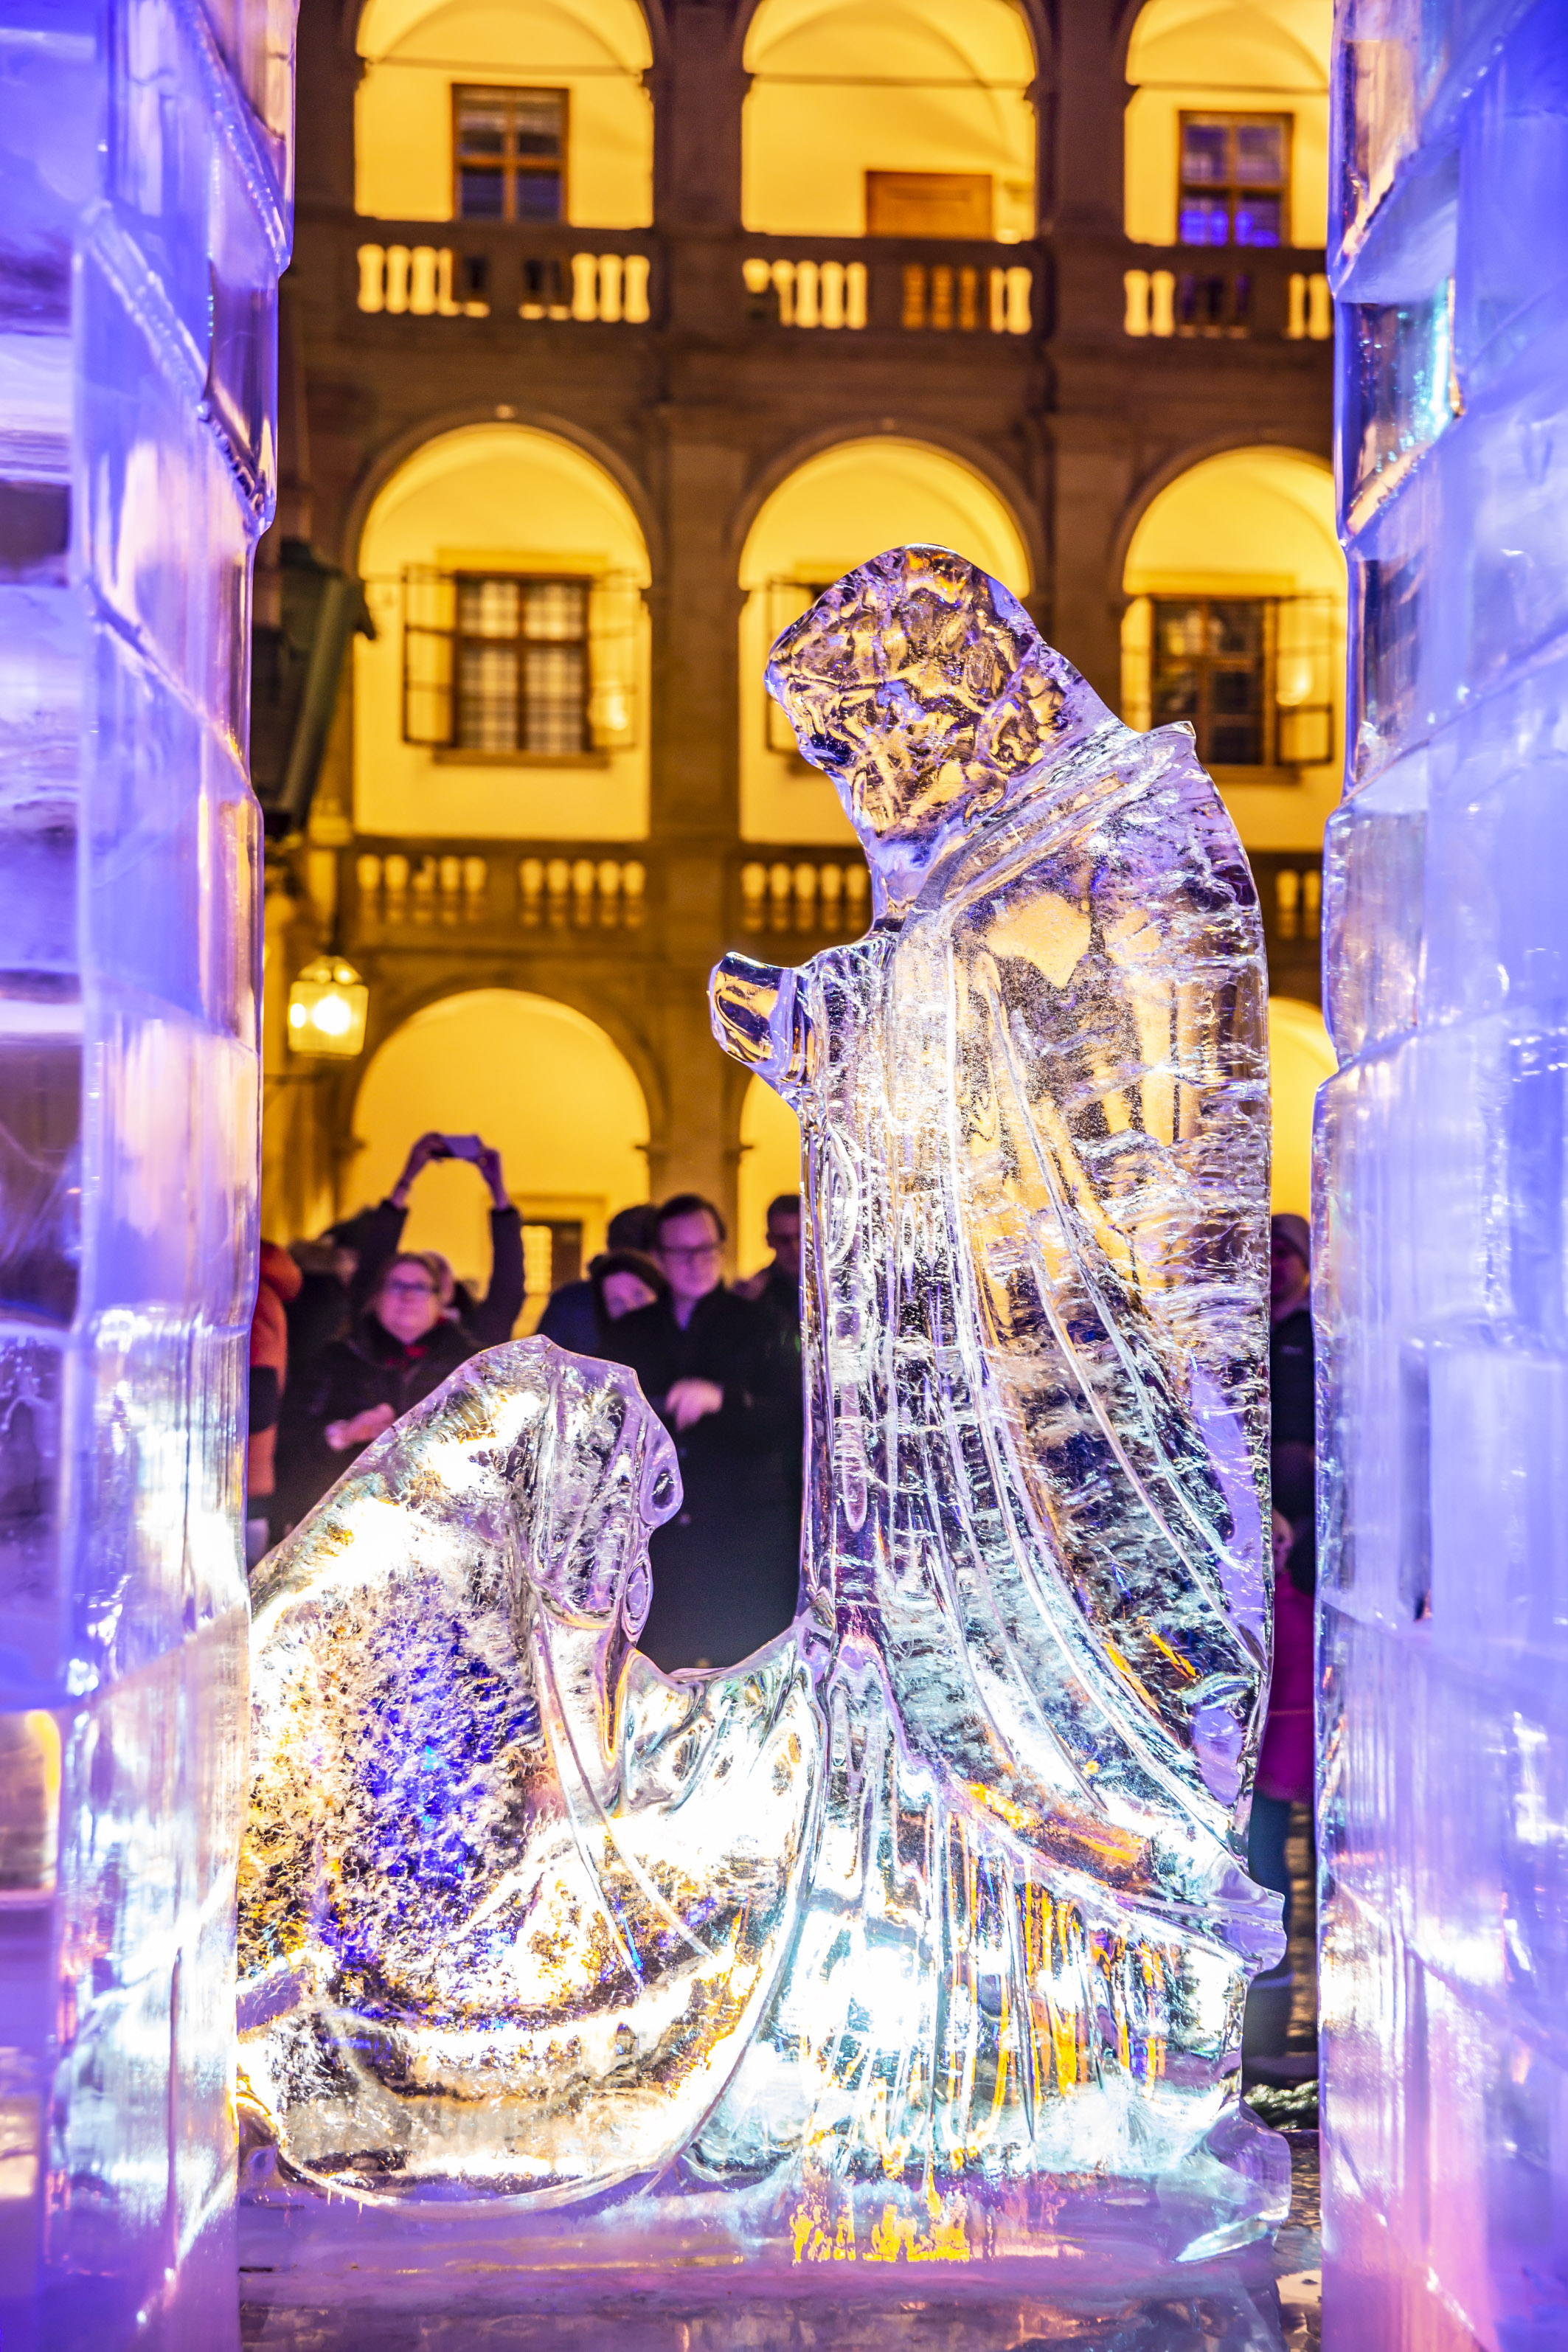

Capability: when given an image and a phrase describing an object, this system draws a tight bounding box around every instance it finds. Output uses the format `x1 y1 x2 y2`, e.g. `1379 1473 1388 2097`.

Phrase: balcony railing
1121 246 1331 342
741 249 1034 336
345 844 653 945
353 225 654 325
1252 850 1325 1005
340 842 878 959
735 851 871 939
341 220 1038 340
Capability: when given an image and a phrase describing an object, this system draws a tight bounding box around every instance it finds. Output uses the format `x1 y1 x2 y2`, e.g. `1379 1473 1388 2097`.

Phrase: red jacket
249 1241 302 1498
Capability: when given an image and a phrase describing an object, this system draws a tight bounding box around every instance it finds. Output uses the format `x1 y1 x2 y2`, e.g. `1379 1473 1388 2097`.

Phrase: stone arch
341 407 661 585
1117 443 1342 790
1109 433 1333 592
353 0 656 228
1122 0 1331 248
740 0 1042 241
352 421 653 844
349 988 653 1317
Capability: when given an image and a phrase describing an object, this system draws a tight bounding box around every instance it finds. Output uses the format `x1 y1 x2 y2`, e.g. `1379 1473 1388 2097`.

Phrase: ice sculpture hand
238 1342 818 2199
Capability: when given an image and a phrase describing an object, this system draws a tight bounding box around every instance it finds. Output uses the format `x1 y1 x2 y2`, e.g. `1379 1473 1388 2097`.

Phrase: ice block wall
0 1 294 2345
1321 3 1568 2343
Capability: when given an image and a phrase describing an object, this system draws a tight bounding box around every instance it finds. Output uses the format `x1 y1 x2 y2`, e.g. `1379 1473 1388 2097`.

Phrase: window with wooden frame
407 573 586 754
453 86 567 223
1142 594 1334 770
1177 114 1289 248
402 570 640 758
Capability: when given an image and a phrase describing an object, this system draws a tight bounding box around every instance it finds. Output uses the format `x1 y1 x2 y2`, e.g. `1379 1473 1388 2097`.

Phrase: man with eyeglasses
603 1193 799 1673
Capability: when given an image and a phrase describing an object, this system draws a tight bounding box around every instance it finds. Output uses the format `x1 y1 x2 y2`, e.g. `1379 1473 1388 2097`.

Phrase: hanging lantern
286 955 369 1058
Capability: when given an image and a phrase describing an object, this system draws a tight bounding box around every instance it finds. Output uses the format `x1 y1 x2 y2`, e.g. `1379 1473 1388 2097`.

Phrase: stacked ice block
0 1 293 2345
1322 2 1568 2341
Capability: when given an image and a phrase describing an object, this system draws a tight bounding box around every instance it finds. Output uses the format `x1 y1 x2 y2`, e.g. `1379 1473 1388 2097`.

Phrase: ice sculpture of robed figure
239 546 1283 2266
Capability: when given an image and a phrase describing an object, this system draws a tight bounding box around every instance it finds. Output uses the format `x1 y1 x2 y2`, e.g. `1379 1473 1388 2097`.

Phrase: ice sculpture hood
764 543 1117 916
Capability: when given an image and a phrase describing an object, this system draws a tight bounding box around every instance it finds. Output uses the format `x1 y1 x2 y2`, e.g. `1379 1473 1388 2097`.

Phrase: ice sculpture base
238 2126 1288 2300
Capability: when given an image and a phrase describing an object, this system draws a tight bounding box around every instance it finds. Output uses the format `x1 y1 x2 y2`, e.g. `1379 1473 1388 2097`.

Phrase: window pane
1210 668 1260 715
522 580 587 642
1179 196 1232 246
513 169 563 221
512 92 561 150
458 577 519 638
458 167 505 220
1152 597 1269 766
1181 122 1230 184
454 102 507 157
1234 122 1286 184
1210 715 1263 763
1158 604 1207 659
1233 197 1282 247
523 644 586 754
510 91 565 156
457 645 518 750
1209 603 1261 657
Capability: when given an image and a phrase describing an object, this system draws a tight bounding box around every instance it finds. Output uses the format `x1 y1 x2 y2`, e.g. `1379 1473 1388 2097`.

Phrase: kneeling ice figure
240 546 1284 2245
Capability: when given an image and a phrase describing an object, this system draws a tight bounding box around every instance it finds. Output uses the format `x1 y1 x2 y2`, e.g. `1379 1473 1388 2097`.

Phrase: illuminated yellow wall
1269 994 1333 1215
355 423 651 842
743 0 1036 240
1124 0 1330 247
739 437 1032 842
355 0 653 227
738 1076 803 1275
349 989 649 1293
1122 445 1342 850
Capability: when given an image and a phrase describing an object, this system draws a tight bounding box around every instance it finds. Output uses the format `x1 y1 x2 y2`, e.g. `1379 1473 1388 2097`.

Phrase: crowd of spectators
247 1134 806 1675
248 1151 1318 1845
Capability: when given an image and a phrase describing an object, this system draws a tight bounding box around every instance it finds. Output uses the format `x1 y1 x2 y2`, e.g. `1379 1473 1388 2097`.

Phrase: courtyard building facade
263 0 1336 1307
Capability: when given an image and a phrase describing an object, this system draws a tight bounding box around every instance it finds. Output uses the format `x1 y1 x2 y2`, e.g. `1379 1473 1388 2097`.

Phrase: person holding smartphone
344 1131 524 1347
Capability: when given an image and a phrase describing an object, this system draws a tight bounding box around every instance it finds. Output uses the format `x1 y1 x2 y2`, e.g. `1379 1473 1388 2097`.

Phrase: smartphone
442 1133 484 1162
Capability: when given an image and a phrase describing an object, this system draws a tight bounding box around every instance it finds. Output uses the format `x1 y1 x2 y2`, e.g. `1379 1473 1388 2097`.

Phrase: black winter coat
601 1286 800 1673
274 1313 477 1532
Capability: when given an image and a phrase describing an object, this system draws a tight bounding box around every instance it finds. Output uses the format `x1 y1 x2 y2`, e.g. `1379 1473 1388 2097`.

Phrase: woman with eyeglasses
271 1251 483 1542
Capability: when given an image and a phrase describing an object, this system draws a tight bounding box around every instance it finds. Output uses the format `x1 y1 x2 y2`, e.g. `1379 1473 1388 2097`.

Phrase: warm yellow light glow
738 1076 804 1274
287 957 371 1060
738 437 1031 844
1124 0 1331 248
355 0 653 227
1121 445 1343 850
355 423 651 842
1269 994 1334 1216
743 0 1036 240
349 988 649 1308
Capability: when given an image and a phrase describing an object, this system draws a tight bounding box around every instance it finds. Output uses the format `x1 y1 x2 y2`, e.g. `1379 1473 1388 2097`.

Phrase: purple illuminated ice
1320 4 1568 2340
0 1 292 2342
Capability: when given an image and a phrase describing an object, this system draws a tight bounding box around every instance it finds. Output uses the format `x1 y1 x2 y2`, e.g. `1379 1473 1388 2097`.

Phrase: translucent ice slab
0 1 291 2344
1322 3 1568 2340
